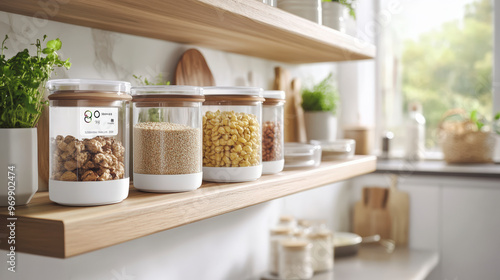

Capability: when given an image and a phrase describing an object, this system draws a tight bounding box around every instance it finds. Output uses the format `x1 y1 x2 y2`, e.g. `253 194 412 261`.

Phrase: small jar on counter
269 227 293 275
201 87 264 182
277 215 296 229
279 239 313 280
131 86 204 192
262 90 285 174
308 228 334 272
47 79 131 206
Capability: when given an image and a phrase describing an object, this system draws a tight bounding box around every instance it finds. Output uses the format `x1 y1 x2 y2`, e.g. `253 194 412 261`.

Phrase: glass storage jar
131 86 204 192
279 239 314 280
269 227 293 275
202 87 264 182
47 79 131 206
262 90 285 174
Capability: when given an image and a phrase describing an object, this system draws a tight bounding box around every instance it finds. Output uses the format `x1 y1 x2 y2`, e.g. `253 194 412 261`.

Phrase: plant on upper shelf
301 73 339 115
0 35 71 128
322 0 356 19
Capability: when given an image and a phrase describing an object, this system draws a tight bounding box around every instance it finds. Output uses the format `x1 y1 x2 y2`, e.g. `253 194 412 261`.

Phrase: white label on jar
80 107 119 136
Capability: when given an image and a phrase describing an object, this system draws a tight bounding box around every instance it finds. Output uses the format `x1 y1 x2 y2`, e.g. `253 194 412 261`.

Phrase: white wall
0 11 369 280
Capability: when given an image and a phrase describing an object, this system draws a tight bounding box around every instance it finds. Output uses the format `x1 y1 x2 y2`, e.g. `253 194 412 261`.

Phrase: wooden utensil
387 174 410 246
174 49 215 86
353 187 392 240
37 105 49 192
273 67 296 142
291 78 306 143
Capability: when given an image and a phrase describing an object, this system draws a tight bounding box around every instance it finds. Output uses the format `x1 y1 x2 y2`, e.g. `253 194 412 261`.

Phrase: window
377 0 493 156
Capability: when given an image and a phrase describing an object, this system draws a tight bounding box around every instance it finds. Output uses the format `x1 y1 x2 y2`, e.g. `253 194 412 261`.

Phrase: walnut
112 141 125 162
57 140 68 152
52 154 64 172
76 151 90 167
64 159 77 171
100 137 114 153
111 162 125 179
63 135 75 144
60 151 72 160
60 171 77 181
97 168 112 181
94 153 115 168
81 170 98 181
82 160 95 170
84 138 104 153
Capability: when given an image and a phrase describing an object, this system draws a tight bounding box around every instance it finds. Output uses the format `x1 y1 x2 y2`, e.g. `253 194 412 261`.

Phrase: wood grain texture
273 67 296 142
174 49 215 86
36 106 49 192
387 175 409 245
0 0 375 63
0 156 376 258
353 187 392 239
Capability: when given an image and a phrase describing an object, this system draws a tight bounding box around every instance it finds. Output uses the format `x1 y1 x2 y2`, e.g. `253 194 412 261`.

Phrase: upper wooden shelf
0 0 375 63
0 156 375 258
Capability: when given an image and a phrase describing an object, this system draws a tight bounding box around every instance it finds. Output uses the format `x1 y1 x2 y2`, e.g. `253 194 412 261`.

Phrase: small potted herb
301 73 339 141
322 0 356 32
0 35 71 206
439 109 500 163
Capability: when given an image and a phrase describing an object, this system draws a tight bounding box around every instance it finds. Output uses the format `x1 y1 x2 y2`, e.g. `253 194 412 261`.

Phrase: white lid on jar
263 90 285 100
131 85 203 96
203 86 263 97
47 79 131 93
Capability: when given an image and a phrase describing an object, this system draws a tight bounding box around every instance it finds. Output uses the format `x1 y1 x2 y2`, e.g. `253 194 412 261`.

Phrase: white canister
279 239 313 280
308 230 334 272
269 227 293 275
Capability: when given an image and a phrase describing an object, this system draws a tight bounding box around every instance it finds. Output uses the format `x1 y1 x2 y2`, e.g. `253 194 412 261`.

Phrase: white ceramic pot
0 128 38 206
304 111 337 141
322 1 348 32
278 0 322 24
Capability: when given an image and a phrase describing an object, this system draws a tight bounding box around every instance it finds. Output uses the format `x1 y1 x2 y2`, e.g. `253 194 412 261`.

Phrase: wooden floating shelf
0 0 375 63
0 156 375 258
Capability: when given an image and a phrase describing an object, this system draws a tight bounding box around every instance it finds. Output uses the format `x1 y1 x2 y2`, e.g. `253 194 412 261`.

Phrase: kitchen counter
376 158 500 178
261 246 439 280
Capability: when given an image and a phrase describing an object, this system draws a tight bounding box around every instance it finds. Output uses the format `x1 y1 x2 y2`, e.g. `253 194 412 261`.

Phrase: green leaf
495 113 500 120
46 38 62 51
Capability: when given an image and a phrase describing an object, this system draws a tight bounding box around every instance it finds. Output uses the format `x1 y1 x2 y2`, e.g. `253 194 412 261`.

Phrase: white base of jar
262 160 284 175
203 165 262 182
133 172 202 192
49 178 129 206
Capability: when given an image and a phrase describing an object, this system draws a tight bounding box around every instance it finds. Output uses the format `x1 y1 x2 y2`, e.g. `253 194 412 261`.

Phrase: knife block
353 187 392 239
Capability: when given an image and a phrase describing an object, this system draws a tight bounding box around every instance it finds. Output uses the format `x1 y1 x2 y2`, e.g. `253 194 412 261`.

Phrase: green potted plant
301 73 339 141
0 35 71 206
322 0 356 32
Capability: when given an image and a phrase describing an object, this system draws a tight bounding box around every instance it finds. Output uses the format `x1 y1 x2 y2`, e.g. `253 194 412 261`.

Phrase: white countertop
262 246 439 280
376 158 500 178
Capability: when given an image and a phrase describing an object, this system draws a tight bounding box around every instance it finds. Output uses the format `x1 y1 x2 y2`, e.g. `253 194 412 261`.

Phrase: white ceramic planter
0 128 38 206
322 1 348 32
304 111 337 141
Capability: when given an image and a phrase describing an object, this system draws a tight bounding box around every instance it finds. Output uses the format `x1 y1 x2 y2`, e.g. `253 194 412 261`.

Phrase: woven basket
438 109 496 164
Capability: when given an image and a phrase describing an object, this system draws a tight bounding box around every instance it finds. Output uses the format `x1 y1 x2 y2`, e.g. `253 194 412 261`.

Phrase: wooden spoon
174 49 215 86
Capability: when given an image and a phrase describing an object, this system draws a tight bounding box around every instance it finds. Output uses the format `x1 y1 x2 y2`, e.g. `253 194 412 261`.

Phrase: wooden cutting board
174 49 215 86
37 105 49 192
273 67 296 142
387 175 410 245
353 187 392 239
291 78 306 143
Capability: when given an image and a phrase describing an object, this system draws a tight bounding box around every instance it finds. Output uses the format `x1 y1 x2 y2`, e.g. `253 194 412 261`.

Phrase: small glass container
279 239 314 280
284 143 322 169
262 90 285 174
202 87 264 182
47 79 131 206
311 139 355 161
269 227 293 275
307 224 334 272
131 86 204 192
